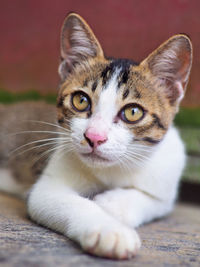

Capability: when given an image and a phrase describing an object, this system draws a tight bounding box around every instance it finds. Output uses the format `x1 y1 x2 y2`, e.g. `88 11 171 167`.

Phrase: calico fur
0 13 192 259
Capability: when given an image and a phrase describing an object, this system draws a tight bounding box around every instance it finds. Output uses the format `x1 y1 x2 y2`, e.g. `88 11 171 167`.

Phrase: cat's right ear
58 13 104 81
141 35 192 106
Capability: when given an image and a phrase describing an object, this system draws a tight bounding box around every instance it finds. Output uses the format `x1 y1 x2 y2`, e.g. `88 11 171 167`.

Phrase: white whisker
9 137 72 156
26 120 71 133
54 145 75 161
9 130 69 137
126 151 150 162
11 139 72 158
31 143 74 165
123 153 146 169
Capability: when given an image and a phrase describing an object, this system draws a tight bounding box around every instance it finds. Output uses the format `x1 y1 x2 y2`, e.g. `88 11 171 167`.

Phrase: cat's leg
94 188 174 228
28 175 141 259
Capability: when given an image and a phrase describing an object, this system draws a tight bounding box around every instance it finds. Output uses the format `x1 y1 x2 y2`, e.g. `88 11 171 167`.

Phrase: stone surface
0 193 200 267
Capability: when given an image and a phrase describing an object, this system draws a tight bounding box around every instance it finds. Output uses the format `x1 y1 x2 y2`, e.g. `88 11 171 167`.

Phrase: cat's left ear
59 13 104 81
141 34 192 105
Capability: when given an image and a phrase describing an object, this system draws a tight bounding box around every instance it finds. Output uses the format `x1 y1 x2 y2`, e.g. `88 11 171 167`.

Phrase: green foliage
179 127 200 154
0 89 56 104
175 107 200 127
182 155 200 183
179 127 200 183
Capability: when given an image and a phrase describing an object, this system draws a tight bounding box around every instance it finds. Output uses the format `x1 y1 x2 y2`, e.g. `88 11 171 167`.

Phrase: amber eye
120 104 144 123
71 91 91 112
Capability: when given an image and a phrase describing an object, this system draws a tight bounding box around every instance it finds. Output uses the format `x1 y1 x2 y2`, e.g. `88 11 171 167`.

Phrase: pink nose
84 130 107 148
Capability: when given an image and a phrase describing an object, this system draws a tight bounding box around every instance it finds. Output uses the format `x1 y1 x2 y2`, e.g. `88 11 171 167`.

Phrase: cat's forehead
60 58 145 97
59 57 161 112
99 58 138 88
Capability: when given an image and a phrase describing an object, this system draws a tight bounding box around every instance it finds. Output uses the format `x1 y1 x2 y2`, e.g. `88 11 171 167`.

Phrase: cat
0 13 192 259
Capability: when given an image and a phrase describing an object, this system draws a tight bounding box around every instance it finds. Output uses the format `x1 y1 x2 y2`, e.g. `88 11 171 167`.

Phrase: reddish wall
1 0 200 106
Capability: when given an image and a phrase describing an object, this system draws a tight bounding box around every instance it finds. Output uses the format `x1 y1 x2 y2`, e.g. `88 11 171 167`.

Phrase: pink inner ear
169 50 191 104
164 79 184 105
147 37 192 105
177 51 191 81
174 81 184 101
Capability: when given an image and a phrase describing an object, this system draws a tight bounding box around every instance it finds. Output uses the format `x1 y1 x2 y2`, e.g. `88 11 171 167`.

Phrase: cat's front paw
80 224 141 259
94 189 129 224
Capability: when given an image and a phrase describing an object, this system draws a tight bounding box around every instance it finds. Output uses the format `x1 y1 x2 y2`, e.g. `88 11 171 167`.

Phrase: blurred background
0 0 200 201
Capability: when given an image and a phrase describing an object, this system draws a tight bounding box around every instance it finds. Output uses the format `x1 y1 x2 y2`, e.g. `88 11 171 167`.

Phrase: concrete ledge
0 193 200 267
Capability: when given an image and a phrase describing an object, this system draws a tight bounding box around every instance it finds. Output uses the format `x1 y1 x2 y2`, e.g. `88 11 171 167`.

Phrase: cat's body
0 13 192 259
0 102 57 194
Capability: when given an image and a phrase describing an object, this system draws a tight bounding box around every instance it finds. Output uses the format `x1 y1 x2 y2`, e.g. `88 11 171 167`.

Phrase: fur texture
0 13 192 259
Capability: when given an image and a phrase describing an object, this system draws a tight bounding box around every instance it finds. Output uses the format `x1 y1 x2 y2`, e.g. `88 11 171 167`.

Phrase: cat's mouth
80 152 113 164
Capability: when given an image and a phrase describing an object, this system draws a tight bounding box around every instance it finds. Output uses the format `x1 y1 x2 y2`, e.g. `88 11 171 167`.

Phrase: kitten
0 13 192 259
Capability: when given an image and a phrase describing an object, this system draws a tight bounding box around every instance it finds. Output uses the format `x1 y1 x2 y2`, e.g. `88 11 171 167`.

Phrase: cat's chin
79 152 117 168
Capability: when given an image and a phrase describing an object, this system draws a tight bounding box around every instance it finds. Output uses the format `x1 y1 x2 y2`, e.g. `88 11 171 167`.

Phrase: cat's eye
71 91 91 112
120 104 144 123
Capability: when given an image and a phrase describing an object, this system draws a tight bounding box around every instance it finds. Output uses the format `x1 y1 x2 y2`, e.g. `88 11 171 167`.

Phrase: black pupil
131 108 136 115
80 95 87 104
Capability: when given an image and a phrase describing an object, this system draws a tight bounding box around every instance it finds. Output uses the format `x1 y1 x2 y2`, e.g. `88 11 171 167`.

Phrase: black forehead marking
83 78 88 87
101 58 138 89
122 89 130 100
91 80 98 92
118 69 130 88
101 65 112 87
134 88 141 98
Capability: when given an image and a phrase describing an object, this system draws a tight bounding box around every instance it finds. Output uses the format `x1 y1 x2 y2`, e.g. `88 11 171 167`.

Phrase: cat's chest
91 166 140 190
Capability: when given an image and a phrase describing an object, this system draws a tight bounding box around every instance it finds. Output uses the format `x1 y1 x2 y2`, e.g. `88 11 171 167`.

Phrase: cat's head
56 13 192 168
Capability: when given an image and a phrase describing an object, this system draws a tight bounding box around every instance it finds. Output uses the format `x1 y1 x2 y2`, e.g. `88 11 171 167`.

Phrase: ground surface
0 193 200 267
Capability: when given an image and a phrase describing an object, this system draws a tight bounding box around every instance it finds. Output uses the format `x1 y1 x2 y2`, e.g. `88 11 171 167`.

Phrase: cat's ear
58 13 104 81
141 34 192 105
